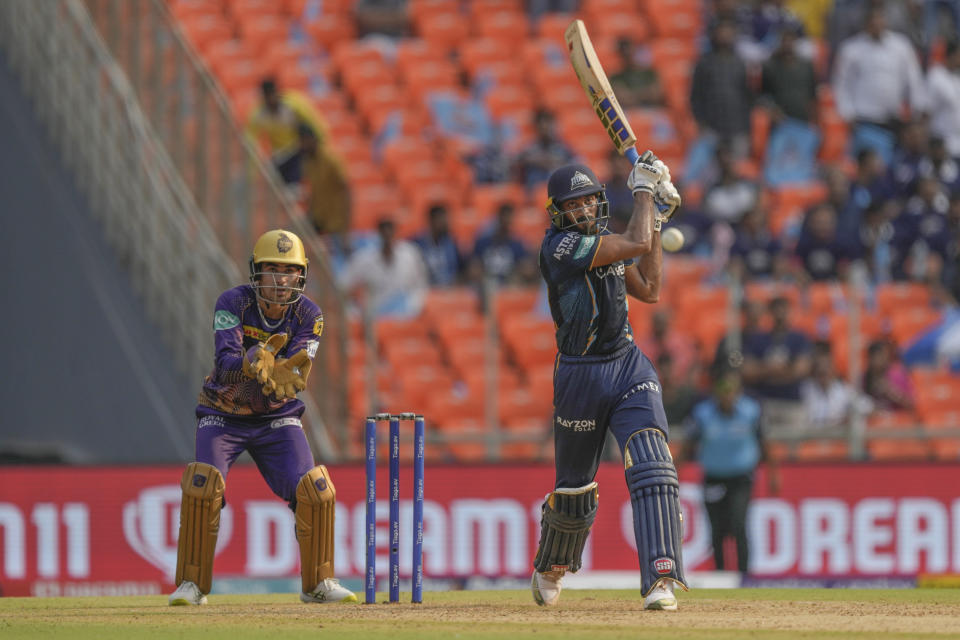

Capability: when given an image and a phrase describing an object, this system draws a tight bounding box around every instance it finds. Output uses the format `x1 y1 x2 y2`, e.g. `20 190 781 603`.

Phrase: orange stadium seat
867 437 931 461
423 287 482 322
375 316 430 344
474 11 530 42
930 438 960 461
497 387 553 424
381 336 443 369
179 14 235 55
586 10 651 45
494 287 540 323
236 15 289 56
415 12 470 53
304 14 357 49
875 282 932 317
396 363 454 410
888 307 942 347
920 408 960 431
909 367 958 389
866 409 917 431
350 184 401 230
794 439 850 462
644 5 701 40
805 281 849 317
915 381 960 422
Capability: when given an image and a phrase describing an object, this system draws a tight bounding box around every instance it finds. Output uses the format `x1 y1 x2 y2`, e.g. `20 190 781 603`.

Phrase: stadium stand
163 0 959 463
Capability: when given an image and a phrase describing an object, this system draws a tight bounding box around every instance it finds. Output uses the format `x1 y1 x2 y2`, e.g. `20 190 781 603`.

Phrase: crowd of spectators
242 0 959 458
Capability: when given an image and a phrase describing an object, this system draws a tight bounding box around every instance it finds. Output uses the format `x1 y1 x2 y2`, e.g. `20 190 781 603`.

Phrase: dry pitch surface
2 589 960 639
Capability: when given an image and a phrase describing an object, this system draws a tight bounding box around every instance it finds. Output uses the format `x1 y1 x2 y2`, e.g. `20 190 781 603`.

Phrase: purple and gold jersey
539 226 636 356
196 285 323 419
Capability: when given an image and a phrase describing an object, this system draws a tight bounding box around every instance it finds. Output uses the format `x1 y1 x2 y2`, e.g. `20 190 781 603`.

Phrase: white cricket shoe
169 581 207 606
300 578 359 603
643 580 677 611
531 570 564 606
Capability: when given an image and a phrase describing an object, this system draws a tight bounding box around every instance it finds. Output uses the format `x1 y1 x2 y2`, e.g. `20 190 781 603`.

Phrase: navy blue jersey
539 226 635 356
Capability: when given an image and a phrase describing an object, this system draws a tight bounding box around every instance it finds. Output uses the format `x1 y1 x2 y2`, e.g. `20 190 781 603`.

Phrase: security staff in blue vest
682 367 780 573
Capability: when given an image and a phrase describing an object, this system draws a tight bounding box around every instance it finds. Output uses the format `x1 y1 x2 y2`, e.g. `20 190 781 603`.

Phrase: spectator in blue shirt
729 201 787 280
468 203 537 286
681 367 779 573
741 295 813 401
412 204 464 287
793 203 860 282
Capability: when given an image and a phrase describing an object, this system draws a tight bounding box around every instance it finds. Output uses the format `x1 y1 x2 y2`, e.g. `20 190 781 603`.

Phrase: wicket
364 412 425 604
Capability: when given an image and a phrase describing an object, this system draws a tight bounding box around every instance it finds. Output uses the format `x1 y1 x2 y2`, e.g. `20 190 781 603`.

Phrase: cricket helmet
249 229 309 305
545 163 609 234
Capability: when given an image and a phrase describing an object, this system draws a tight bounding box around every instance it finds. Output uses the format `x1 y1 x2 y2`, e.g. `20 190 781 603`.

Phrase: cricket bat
564 19 639 165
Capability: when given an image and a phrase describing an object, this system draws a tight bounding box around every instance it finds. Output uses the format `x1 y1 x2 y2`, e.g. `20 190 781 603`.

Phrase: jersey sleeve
541 230 602 280
288 298 324 361
210 291 246 383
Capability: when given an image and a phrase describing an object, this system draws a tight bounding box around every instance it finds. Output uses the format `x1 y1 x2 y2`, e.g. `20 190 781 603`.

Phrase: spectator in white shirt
927 40 960 158
832 4 927 161
800 343 873 432
341 218 428 318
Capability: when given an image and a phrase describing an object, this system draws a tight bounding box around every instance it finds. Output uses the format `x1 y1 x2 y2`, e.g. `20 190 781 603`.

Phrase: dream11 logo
123 485 233 578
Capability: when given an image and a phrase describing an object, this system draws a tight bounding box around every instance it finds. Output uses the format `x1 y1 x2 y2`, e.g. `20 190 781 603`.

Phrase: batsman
531 153 686 610
169 229 357 606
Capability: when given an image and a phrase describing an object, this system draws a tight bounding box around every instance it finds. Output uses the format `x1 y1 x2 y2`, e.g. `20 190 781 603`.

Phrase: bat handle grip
624 147 639 165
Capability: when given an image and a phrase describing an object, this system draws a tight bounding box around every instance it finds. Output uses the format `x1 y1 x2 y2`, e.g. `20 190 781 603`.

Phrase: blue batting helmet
545 164 609 233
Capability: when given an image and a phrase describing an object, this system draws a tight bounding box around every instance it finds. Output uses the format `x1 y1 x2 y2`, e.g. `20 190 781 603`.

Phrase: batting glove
626 150 663 195
654 180 682 221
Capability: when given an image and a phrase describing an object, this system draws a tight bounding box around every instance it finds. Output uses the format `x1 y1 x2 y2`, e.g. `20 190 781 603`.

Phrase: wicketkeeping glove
243 333 288 383
654 179 682 221
262 349 313 400
626 150 663 195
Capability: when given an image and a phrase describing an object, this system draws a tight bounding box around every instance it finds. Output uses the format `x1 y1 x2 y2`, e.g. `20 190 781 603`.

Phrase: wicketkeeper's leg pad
175 462 225 595
533 482 599 574
295 465 336 592
624 428 688 596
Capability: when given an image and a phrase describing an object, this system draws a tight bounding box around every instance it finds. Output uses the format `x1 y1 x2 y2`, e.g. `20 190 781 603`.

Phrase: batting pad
624 429 688 596
295 465 336 592
533 482 599 574
175 462 225 595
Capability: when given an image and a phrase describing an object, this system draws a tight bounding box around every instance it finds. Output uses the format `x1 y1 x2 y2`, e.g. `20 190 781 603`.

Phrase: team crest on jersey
570 171 594 190
276 233 293 254
313 316 324 336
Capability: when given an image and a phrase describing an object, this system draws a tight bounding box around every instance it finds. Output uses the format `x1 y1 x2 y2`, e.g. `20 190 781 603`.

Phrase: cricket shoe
643 580 677 611
300 578 359 603
531 569 564 606
169 581 207 606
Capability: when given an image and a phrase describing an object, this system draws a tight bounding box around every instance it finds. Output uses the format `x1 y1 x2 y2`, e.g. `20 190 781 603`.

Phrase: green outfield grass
2 588 959 639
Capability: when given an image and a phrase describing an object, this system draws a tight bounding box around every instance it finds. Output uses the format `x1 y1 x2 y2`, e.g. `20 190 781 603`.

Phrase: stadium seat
496 386 552 423
382 336 443 369
376 316 430 345
866 409 917 431
794 439 849 462
494 287 540 324
888 307 942 347
303 14 357 49
875 282 932 317
474 11 530 42
930 438 960 461
415 11 469 53
867 437 930 461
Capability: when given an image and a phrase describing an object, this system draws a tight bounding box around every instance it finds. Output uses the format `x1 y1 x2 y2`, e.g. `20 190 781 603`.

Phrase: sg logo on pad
654 557 674 574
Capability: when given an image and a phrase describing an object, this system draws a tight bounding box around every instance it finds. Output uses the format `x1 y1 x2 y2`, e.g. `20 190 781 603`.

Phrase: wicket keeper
531 153 687 610
169 229 357 606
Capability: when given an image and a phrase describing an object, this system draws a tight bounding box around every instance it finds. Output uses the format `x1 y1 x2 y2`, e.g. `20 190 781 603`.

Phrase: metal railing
0 0 348 460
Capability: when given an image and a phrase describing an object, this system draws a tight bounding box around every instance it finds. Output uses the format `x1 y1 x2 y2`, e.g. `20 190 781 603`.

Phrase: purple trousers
195 414 315 509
